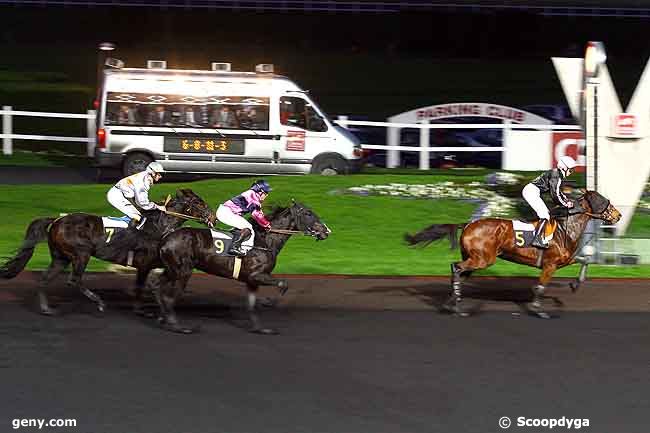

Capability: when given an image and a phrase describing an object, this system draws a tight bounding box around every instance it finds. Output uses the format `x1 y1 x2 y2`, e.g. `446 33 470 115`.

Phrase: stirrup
228 246 246 257
135 217 147 230
531 238 549 249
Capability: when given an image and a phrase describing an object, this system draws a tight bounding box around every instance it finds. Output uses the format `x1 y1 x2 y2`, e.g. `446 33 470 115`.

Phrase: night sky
1 2 650 117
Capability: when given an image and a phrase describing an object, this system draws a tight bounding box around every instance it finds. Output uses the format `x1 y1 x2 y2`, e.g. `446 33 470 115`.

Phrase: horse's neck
562 212 591 246
260 211 294 252
155 202 185 230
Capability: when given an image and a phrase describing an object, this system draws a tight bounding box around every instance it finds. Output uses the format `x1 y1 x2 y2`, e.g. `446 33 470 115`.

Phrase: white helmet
146 161 164 175
557 156 577 176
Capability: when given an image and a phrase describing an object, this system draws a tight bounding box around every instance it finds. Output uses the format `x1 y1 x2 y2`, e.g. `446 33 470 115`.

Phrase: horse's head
577 190 621 224
269 201 331 240
167 189 216 227
289 201 331 240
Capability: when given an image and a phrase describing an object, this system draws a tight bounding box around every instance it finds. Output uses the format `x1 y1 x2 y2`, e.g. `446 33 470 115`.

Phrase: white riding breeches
522 183 550 220
107 186 142 221
216 205 255 249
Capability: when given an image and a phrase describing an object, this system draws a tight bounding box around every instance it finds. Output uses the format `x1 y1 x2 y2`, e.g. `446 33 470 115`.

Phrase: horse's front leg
244 283 278 335
249 272 288 295
570 258 589 293
133 267 153 317
527 264 558 319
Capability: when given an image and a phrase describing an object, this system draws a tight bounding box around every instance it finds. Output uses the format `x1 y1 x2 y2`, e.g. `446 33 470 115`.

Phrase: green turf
0 174 648 277
0 150 90 167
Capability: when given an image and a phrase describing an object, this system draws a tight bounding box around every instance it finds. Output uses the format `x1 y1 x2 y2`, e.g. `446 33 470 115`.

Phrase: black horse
147 201 330 334
0 189 214 315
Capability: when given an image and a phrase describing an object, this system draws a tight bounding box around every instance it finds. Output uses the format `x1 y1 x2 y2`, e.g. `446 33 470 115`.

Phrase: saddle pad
512 220 535 232
102 216 130 229
210 229 235 256
210 229 233 240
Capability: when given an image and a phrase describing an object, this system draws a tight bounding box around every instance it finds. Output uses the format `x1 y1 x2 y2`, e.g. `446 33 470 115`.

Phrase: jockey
106 161 166 230
522 156 577 249
216 180 272 256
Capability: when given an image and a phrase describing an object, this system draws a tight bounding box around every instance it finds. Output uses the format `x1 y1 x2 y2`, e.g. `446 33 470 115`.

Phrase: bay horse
147 201 330 334
406 190 621 318
0 189 214 315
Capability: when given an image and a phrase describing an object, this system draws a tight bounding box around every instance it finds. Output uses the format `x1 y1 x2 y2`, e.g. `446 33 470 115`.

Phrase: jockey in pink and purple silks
216 180 272 256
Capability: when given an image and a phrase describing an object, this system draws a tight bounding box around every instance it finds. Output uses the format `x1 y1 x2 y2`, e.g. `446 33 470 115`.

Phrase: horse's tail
404 223 464 249
0 217 56 279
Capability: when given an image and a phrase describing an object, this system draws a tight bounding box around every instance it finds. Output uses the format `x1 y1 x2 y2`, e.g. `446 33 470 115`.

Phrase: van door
275 96 332 174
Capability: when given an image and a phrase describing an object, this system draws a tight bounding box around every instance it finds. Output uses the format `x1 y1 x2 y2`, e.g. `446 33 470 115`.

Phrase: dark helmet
251 179 272 194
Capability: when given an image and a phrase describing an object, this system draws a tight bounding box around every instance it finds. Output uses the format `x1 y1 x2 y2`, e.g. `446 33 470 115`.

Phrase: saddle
512 219 558 248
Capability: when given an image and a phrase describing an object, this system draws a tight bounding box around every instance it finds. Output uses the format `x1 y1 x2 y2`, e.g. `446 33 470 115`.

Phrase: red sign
286 130 306 151
552 131 585 173
613 113 638 136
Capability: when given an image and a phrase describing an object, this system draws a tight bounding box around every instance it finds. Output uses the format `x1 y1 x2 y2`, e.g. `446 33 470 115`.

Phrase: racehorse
0 189 214 315
405 190 621 318
147 201 330 334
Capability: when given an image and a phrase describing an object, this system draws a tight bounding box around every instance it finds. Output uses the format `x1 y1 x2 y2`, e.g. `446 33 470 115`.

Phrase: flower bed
344 177 519 219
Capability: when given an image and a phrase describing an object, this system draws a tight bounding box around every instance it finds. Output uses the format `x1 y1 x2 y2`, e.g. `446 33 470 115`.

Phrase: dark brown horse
147 201 330 334
0 189 214 315
406 190 621 318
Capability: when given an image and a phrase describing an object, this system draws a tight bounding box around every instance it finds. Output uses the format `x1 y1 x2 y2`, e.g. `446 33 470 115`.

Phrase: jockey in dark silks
522 156 577 249
216 180 272 256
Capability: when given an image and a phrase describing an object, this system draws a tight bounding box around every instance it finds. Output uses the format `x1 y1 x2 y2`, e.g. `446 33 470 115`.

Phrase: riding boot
531 219 549 249
228 229 250 257
127 217 147 231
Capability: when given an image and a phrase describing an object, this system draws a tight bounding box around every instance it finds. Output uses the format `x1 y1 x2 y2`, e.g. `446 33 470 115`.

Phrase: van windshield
104 93 270 131
279 96 328 132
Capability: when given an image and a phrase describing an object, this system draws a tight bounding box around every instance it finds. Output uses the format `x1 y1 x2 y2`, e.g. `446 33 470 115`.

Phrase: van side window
104 93 269 130
279 97 327 132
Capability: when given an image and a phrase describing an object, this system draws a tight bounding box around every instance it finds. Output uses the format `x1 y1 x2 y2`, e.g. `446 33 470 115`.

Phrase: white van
95 61 363 177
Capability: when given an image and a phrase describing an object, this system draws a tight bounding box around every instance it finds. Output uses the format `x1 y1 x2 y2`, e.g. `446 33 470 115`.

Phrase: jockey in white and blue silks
522 155 577 249
216 180 272 256
106 162 166 230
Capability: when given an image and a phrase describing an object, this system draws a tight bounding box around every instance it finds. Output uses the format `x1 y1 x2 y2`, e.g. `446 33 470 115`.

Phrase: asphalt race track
0 272 648 433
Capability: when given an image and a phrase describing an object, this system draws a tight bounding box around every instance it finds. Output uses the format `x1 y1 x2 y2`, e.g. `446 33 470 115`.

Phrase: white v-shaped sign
553 57 650 235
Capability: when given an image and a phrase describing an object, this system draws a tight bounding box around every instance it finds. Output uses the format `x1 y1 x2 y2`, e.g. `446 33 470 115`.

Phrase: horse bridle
578 196 615 221
269 205 330 238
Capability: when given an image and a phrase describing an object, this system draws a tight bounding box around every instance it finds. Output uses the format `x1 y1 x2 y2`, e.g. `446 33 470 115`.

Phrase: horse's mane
266 204 291 220
155 189 199 206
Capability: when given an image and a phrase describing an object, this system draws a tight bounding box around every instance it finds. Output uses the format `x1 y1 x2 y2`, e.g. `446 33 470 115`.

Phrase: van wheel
123 153 153 177
311 156 348 175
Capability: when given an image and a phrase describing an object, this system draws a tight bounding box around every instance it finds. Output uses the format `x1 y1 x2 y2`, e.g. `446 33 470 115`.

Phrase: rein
164 209 205 222
268 228 304 235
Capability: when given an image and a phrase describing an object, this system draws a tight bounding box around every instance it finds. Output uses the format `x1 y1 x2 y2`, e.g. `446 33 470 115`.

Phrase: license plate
164 137 245 154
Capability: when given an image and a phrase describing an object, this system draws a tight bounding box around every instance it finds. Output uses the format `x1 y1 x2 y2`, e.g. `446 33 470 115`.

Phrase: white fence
0 108 580 168
335 115 581 170
1 106 97 157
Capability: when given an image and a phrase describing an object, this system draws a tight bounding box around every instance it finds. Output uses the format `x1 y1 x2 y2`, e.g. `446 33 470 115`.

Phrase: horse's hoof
278 280 289 296
160 321 199 334
250 327 278 335
526 303 552 319
134 307 155 318
441 297 478 317
569 282 579 293
97 304 106 314
40 308 58 316
256 297 278 308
